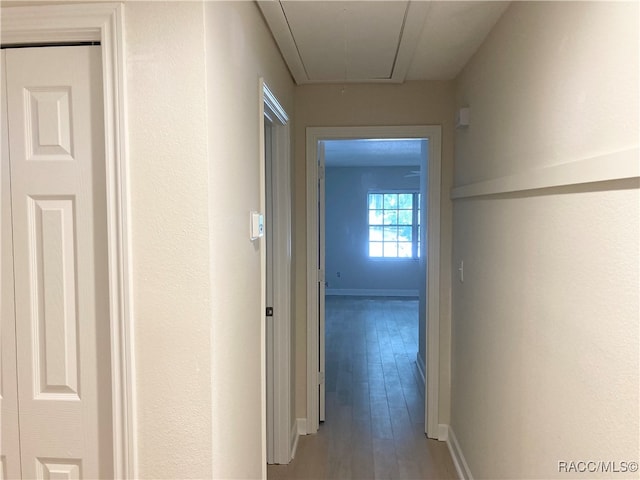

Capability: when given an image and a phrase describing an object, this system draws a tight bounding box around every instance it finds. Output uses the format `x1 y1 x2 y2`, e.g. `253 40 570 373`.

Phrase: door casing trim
1 4 136 478
305 125 441 438
260 80 293 466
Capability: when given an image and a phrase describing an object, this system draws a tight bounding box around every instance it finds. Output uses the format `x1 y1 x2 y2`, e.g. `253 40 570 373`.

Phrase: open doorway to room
305 126 442 446
323 138 428 474
323 138 427 437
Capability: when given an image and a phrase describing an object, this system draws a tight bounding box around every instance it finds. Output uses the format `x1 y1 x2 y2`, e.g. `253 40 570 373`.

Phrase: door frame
1 4 136 478
306 125 441 438
260 81 293 464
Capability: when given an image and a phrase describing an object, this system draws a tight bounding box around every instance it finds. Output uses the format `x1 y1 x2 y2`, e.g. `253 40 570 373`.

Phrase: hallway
268 297 456 479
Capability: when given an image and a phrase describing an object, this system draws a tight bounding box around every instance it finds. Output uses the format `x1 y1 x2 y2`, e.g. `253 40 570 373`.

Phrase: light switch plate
456 107 470 128
250 211 264 240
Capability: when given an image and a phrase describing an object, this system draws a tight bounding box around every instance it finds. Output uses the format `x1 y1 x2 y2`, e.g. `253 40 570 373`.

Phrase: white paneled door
1 45 113 479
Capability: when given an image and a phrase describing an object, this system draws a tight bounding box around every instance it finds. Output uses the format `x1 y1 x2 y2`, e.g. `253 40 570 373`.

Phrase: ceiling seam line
389 2 411 80
278 1 311 81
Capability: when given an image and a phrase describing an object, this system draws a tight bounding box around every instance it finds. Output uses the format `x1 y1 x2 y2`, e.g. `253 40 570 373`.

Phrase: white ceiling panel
324 139 424 167
258 0 510 84
281 1 408 81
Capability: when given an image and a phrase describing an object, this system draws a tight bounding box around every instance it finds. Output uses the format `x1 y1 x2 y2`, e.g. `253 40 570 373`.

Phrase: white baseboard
438 424 449 441
445 425 474 480
296 418 307 436
326 288 418 297
415 351 426 388
289 420 300 460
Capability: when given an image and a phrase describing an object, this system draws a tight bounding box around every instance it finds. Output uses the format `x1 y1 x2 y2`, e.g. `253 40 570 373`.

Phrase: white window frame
367 190 421 260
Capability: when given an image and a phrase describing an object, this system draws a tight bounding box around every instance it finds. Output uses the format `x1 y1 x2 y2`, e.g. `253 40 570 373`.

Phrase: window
368 192 421 258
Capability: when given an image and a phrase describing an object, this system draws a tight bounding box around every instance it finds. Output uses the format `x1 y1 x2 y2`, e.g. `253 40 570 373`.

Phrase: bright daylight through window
368 192 420 258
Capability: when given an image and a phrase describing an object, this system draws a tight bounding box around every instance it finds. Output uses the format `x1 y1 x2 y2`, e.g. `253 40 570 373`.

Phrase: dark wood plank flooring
268 297 457 480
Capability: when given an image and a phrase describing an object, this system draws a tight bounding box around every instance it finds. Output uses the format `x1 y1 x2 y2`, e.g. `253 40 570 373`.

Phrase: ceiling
324 139 425 168
258 1 509 84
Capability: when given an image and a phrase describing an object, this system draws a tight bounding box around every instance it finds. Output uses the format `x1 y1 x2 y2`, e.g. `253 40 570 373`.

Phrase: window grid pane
398 226 412 241
368 192 420 259
383 242 398 257
398 210 412 225
369 226 383 241
398 194 412 209
383 193 397 209
383 210 397 225
398 242 412 258
369 242 383 257
369 194 383 209
369 210 383 225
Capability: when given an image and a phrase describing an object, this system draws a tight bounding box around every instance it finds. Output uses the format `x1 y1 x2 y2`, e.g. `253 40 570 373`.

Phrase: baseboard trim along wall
326 288 419 297
445 425 474 480
296 418 307 436
415 351 426 388
451 147 639 200
290 420 301 460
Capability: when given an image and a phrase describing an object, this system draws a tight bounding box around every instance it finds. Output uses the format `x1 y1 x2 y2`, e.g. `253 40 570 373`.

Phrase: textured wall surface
125 2 212 478
205 2 295 479
126 2 294 478
451 2 639 478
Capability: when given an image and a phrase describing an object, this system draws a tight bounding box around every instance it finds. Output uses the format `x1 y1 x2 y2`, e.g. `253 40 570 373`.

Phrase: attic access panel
281 1 407 81
259 0 430 84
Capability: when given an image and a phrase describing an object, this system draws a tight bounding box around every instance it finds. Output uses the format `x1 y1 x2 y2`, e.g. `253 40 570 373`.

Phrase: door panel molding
305 125 442 438
1 4 135 478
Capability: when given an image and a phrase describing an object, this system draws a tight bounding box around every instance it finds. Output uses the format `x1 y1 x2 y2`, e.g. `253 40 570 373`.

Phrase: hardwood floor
268 297 457 480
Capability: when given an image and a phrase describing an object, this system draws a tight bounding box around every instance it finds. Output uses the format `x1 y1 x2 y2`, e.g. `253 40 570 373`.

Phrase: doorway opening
261 81 293 466
323 138 427 439
306 126 442 439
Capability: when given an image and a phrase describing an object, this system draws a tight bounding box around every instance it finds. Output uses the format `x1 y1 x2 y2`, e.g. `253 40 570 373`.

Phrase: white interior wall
325 166 421 295
204 2 295 478
125 2 212 478
451 2 639 478
126 2 295 478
